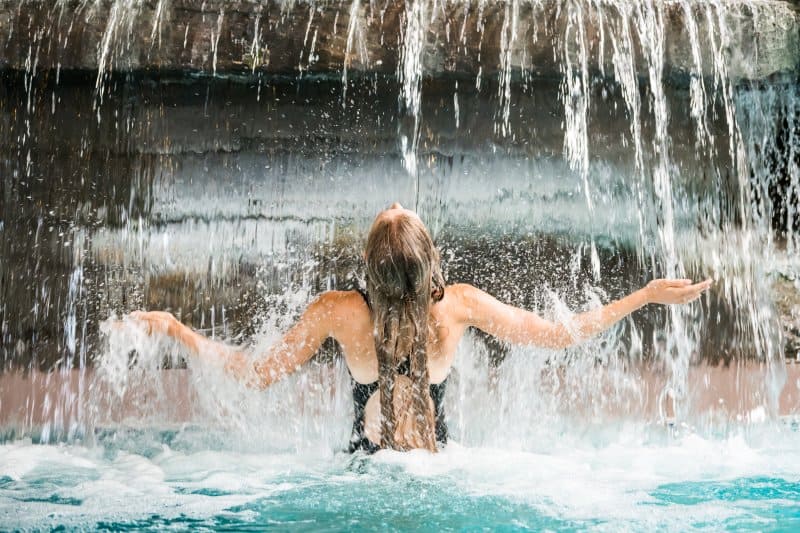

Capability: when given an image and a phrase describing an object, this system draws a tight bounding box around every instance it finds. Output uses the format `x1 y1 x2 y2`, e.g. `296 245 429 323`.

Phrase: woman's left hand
645 278 713 305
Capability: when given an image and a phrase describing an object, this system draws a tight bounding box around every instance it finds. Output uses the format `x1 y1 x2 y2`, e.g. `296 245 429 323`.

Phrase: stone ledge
0 0 797 82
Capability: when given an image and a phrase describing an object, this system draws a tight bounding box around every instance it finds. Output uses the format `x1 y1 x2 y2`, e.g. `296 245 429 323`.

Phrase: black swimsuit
348 289 449 453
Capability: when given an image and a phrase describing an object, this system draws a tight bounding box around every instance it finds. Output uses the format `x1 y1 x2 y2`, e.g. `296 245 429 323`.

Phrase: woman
129 202 711 452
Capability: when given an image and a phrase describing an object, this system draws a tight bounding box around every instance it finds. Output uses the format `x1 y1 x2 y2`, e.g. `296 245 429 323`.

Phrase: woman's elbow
540 325 576 350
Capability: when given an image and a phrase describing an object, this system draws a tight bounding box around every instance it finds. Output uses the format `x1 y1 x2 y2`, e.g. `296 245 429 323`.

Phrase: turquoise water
2 427 799 531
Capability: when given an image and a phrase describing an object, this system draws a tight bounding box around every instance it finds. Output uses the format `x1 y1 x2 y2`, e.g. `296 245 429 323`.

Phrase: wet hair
364 210 445 451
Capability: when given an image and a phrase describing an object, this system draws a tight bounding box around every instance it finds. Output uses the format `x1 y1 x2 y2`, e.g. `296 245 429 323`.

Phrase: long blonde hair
364 211 445 451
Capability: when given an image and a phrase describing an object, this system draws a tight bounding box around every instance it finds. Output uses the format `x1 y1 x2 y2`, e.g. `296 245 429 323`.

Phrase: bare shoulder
311 290 370 324
297 290 370 338
442 283 483 323
312 290 368 312
444 283 483 305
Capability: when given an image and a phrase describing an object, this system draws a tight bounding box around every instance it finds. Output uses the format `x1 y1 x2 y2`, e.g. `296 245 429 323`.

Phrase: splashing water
1 1 800 527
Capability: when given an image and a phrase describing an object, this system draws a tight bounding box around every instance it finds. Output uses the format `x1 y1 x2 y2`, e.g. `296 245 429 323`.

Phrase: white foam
2 424 798 529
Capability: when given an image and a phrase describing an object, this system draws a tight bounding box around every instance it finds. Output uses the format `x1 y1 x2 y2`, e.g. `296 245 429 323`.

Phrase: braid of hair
376 304 401 449
408 295 436 451
373 293 436 451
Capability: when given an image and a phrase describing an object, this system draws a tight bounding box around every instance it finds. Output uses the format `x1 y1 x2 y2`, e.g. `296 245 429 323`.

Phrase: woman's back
331 287 468 385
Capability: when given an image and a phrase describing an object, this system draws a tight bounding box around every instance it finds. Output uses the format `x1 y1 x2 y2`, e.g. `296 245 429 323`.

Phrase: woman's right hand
127 310 179 336
645 278 712 305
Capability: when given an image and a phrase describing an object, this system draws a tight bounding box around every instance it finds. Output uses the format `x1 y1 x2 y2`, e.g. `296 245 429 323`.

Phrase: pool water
2 426 799 531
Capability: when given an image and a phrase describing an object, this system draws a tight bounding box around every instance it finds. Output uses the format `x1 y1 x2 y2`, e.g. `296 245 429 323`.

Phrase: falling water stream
1 0 799 529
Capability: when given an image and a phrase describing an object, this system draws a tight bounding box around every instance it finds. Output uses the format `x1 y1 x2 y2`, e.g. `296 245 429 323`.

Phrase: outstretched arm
453 279 712 350
127 292 342 388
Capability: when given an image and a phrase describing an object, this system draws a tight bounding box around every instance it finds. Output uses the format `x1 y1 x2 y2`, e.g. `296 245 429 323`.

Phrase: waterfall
0 0 798 446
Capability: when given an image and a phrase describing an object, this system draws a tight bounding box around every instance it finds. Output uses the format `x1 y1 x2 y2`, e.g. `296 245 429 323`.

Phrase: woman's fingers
130 314 154 334
123 310 172 334
684 279 713 296
669 279 700 288
679 290 702 304
647 278 713 305
661 279 691 287
104 311 171 337
672 279 713 304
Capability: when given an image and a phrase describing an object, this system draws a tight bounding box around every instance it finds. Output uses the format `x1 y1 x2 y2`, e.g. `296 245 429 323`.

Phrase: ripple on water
0 427 799 531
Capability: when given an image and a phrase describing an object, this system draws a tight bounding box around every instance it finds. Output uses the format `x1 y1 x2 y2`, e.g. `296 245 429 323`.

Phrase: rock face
0 0 797 81
0 70 742 370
